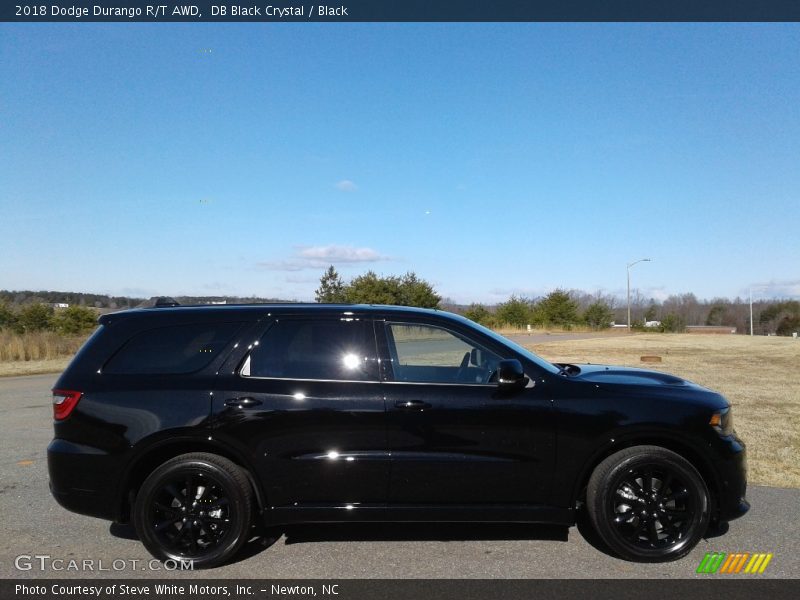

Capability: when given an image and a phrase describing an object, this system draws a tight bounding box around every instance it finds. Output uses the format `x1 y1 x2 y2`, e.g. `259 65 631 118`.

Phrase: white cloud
335 180 358 192
297 245 384 263
258 245 389 272
747 279 800 299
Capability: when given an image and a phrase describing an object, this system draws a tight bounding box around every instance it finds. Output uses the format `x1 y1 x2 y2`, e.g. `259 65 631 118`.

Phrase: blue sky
1 23 798 303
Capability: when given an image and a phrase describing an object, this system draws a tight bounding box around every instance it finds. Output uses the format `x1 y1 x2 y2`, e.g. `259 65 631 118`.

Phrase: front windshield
450 314 563 375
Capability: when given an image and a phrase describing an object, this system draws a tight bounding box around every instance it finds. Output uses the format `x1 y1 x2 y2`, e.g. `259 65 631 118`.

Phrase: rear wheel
133 453 252 569
586 446 709 562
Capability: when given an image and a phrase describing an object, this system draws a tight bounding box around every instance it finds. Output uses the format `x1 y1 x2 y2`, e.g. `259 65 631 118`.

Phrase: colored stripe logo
696 552 773 574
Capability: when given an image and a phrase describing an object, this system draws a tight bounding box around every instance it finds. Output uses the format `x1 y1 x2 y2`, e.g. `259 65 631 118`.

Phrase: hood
553 363 729 411
560 363 694 387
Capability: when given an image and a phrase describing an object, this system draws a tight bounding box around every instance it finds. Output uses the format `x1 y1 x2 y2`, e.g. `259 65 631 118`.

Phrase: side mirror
496 359 528 389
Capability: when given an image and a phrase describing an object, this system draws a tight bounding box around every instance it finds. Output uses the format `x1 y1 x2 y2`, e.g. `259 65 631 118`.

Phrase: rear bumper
47 438 120 521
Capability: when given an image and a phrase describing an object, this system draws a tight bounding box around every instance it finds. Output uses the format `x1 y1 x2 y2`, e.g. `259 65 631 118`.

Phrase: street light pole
749 285 767 336
627 258 652 332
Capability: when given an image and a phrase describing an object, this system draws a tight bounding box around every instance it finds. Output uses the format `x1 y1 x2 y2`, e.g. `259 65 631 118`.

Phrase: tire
586 445 709 562
133 452 253 569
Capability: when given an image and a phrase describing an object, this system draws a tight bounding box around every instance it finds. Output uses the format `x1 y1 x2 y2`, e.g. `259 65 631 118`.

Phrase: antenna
154 297 180 308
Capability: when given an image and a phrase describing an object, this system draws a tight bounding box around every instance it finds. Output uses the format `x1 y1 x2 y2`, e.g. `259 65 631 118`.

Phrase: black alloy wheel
587 446 709 562
134 453 253 569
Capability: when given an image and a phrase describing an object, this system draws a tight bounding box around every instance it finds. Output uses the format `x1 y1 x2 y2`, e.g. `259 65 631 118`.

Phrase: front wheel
133 453 253 569
586 446 710 562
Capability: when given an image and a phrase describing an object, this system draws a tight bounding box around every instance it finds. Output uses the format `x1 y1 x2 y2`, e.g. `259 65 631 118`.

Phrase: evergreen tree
584 301 614 330
315 265 347 303
539 289 579 327
495 295 533 327
464 303 492 326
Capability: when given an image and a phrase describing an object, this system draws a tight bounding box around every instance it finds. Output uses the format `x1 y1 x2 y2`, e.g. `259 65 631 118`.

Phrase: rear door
211 315 388 514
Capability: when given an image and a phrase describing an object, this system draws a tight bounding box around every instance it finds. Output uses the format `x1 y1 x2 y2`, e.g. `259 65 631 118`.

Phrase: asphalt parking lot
1 374 798 579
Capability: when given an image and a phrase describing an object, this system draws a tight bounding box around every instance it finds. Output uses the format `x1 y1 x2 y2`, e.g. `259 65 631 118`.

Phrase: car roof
98 303 460 325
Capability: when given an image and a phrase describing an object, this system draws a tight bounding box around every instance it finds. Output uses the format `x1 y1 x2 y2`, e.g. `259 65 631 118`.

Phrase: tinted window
386 322 501 384
244 319 377 381
104 322 242 375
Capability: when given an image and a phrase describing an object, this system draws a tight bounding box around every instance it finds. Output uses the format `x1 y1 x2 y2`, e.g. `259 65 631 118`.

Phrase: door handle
225 397 262 408
394 400 432 411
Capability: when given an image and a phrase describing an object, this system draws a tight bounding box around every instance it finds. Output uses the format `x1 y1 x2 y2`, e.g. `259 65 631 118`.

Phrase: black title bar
4 0 800 22
3 579 800 600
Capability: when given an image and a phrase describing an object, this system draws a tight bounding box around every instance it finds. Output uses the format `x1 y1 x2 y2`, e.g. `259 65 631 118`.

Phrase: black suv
48 303 748 567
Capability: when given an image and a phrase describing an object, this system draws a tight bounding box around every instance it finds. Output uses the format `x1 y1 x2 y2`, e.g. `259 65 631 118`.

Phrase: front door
379 320 554 506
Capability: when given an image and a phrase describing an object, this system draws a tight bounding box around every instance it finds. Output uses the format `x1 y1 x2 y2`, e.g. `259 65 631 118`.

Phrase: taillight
52 389 82 420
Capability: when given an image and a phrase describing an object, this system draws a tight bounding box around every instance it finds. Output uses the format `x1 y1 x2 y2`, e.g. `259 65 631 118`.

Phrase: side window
104 322 242 375
243 319 378 381
385 322 501 384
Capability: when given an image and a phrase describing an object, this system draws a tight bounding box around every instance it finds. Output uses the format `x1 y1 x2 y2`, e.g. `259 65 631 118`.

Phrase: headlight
710 407 734 436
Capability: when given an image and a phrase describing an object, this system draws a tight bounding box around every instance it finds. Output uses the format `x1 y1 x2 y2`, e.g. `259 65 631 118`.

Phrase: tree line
0 290 289 309
0 290 144 310
315 267 799 336
2 273 797 337
464 292 799 335
462 292 615 330
0 303 99 335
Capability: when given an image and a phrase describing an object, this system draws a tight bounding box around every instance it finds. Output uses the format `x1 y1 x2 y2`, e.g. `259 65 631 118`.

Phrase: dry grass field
0 331 86 376
493 325 618 336
528 334 800 489
0 357 73 377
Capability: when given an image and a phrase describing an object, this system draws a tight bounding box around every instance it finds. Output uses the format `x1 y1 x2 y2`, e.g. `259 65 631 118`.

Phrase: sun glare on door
342 353 360 370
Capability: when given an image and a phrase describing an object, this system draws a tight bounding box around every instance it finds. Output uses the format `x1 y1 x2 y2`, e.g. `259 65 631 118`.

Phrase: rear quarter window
103 322 242 375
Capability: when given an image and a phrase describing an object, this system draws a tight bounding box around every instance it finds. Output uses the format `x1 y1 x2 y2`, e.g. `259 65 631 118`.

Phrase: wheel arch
571 434 722 519
116 436 266 523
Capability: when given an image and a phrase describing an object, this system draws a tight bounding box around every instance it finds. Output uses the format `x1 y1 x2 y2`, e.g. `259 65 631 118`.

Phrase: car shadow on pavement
109 522 286 565
112 521 570 548
252 516 731 564
110 514 736 566
574 508 618 559
280 522 570 545
109 522 139 540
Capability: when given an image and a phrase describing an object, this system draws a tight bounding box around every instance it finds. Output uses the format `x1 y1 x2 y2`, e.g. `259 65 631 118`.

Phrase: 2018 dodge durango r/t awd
48 303 748 567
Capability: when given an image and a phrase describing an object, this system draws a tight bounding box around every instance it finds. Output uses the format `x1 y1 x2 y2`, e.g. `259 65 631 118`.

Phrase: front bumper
713 433 749 522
